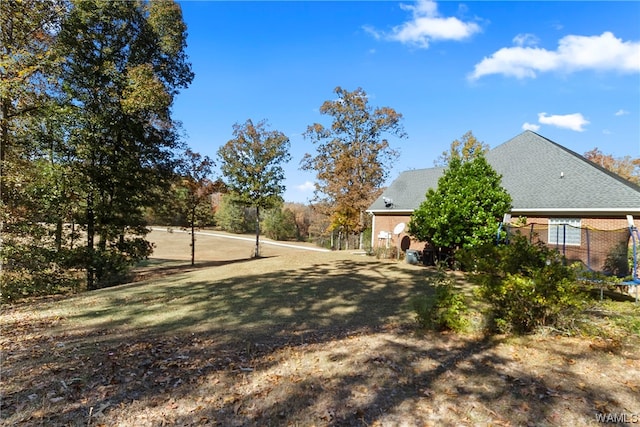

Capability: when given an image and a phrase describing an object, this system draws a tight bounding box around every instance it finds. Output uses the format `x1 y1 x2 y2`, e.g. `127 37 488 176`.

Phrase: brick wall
509 215 636 273
370 213 434 254
372 212 639 273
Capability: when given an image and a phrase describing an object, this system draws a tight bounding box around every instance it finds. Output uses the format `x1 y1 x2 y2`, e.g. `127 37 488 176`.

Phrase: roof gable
369 131 640 215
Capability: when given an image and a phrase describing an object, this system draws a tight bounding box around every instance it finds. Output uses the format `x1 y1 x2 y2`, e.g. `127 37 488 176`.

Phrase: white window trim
548 218 582 246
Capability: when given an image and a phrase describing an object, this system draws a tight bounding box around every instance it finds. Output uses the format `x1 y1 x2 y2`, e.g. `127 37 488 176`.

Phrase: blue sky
172 1 640 203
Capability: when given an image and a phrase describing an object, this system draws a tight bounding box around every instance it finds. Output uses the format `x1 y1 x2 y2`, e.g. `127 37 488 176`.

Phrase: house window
548 218 581 246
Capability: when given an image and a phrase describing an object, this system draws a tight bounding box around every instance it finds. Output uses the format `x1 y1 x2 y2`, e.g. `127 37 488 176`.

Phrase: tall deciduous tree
55 0 193 288
408 155 512 262
301 87 405 248
0 0 74 299
0 0 63 164
218 119 291 257
434 130 489 166
175 149 216 266
584 148 640 185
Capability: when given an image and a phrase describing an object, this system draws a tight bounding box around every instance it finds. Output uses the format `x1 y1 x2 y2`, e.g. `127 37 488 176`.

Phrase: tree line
1 1 405 301
3 1 636 302
2 0 195 297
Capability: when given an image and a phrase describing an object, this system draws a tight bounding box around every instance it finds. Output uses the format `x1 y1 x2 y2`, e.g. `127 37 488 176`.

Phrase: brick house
367 131 640 272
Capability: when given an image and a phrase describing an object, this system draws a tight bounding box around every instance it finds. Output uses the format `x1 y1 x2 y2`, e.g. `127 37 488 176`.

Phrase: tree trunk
190 205 195 266
0 58 10 285
1 97 8 165
359 211 364 250
86 191 96 290
0 29 12 165
55 219 63 252
1 97 9 273
71 220 76 249
254 206 260 258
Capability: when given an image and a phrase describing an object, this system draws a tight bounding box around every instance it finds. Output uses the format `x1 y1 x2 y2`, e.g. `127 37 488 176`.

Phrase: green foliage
218 119 291 210
1 242 83 303
465 235 586 334
262 207 298 241
215 195 250 234
1 0 194 295
412 271 469 332
575 300 640 345
92 237 153 288
613 303 640 336
0 0 76 301
56 0 192 289
408 155 512 259
0 218 86 302
217 119 291 256
0 0 62 161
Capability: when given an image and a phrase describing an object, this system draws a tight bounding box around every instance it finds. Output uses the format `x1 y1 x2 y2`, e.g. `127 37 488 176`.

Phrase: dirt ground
1 229 639 426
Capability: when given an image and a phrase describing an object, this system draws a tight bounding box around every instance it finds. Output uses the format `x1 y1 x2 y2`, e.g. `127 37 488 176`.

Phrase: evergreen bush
464 235 586 334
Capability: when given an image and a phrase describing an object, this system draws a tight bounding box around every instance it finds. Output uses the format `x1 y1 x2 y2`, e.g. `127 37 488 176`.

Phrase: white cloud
295 181 315 192
513 33 539 47
522 122 540 131
362 25 381 40
538 112 590 132
366 0 481 49
615 109 629 116
470 31 640 80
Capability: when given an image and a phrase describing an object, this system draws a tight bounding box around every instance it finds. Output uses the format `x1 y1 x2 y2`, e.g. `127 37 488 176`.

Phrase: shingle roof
368 130 640 215
368 167 444 212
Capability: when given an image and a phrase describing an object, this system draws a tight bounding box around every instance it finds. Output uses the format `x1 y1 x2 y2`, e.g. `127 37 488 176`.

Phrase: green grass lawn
47 254 430 340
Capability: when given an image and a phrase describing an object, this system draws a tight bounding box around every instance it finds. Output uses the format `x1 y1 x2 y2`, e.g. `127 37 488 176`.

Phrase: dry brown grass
1 229 639 426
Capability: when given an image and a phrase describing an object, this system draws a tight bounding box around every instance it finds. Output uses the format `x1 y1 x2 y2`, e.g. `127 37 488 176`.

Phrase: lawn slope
1 232 638 426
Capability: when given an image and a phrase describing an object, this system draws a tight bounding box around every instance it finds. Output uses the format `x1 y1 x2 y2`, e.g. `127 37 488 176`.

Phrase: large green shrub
463 234 586 334
408 155 512 258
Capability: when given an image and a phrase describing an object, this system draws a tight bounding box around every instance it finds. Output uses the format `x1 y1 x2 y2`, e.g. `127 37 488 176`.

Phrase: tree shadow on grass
58 258 426 340
131 256 262 282
2 256 638 426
